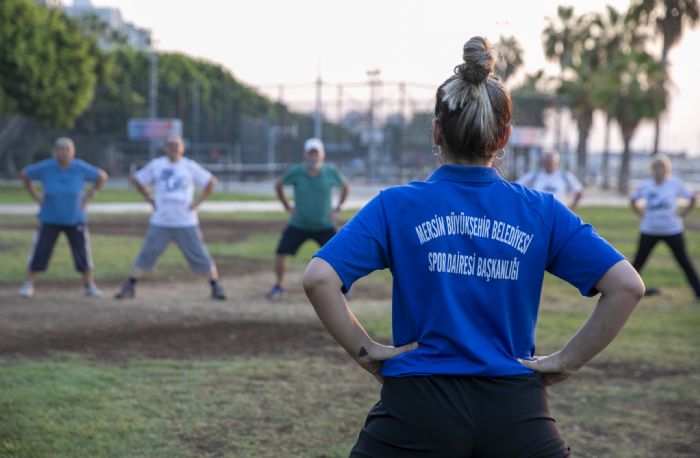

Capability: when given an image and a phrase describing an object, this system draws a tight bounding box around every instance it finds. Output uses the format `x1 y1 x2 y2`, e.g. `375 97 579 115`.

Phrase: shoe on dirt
114 281 136 299
84 283 103 298
211 282 227 300
18 281 34 298
266 285 288 301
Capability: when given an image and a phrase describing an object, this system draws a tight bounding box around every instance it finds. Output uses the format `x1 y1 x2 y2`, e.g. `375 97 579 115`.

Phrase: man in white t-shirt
115 136 226 300
516 151 583 209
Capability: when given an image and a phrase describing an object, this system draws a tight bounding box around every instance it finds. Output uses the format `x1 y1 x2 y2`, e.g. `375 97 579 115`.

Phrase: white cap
303 138 325 153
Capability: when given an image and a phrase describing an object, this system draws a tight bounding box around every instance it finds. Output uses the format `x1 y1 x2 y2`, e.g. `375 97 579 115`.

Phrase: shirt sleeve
674 177 695 199
188 160 214 189
281 166 299 185
546 198 625 296
133 161 156 186
75 160 100 182
629 182 644 200
331 165 346 187
314 193 391 293
23 161 47 181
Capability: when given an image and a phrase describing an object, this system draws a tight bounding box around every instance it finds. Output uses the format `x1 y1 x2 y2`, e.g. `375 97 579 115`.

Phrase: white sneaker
84 283 103 298
18 281 34 298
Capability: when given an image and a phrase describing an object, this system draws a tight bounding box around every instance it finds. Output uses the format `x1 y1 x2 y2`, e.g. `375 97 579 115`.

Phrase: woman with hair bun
304 37 644 457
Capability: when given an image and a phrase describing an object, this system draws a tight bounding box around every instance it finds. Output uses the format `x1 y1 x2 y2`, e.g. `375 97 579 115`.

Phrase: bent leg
664 233 700 297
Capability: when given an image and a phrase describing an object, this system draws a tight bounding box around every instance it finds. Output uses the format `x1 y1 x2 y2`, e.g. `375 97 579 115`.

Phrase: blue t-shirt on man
24 158 100 225
315 165 624 378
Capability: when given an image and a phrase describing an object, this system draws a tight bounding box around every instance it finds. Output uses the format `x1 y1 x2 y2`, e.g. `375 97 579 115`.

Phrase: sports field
1 207 698 457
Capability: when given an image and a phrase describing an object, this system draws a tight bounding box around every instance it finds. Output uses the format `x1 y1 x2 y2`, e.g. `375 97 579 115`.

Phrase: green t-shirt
282 163 346 230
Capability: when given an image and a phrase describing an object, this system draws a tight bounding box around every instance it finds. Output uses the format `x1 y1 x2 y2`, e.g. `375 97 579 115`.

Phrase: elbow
302 258 338 297
615 270 646 306
302 265 324 296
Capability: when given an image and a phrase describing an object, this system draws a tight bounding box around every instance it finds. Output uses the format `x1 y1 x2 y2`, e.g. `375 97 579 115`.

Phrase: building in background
63 0 152 51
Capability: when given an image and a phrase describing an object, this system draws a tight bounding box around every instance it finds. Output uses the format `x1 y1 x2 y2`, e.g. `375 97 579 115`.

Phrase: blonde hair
649 155 672 177
434 37 511 163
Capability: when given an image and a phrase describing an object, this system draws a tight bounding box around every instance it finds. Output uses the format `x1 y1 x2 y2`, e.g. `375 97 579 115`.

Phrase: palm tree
591 50 666 193
496 36 524 85
627 0 700 154
589 5 650 189
543 8 599 183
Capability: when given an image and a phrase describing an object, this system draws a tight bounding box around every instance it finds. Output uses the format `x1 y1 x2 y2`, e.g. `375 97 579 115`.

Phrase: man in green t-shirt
267 138 349 300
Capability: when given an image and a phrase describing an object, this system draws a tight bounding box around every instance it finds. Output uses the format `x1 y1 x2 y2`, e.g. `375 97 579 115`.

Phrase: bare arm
569 191 582 210
131 176 155 208
19 169 42 205
630 198 644 218
680 193 696 218
520 260 644 385
303 257 417 383
275 179 293 213
190 176 217 210
81 169 108 209
335 180 350 212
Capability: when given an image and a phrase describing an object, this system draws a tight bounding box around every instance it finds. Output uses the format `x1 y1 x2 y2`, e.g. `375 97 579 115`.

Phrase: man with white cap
267 138 349 300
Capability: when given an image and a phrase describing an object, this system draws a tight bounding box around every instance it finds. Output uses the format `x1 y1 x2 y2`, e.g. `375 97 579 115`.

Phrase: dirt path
0 264 393 362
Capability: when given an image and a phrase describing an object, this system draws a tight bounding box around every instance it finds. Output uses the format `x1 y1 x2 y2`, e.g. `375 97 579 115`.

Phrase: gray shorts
134 225 213 273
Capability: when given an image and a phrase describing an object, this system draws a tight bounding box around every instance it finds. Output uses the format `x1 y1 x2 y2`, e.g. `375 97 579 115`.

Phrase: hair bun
457 36 496 85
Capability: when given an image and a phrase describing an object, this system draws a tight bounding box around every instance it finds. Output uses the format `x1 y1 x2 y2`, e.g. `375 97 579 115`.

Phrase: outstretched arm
520 260 644 386
303 257 417 383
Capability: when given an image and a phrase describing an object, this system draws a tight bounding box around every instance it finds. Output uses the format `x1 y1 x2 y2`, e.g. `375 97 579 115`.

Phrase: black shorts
350 374 570 458
276 225 337 255
27 223 94 273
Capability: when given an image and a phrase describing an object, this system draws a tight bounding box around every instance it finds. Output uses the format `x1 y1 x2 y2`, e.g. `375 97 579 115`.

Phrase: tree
496 36 524 85
543 7 599 182
0 0 97 173
589 5 650 189
591 50 666 193
627 0 700 154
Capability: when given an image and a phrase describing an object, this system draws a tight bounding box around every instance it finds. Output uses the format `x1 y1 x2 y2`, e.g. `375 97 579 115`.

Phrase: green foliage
0 0 97 128
495 35 524 84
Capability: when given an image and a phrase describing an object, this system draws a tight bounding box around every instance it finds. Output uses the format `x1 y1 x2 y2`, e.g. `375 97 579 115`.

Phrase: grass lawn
0 185 275 204
1 207 699 457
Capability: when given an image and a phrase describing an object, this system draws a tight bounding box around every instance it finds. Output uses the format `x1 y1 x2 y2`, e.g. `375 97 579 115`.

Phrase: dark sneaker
211 282 226 300
266 285 288 300
644 287 661 297
115 281 136 299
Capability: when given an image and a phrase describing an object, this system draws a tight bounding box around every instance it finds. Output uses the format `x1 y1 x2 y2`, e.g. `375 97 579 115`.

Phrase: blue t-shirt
315 165 624 377
24 158 100 225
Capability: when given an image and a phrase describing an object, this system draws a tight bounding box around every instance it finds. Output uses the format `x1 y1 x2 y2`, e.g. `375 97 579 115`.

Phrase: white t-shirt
516 169 583 204
630 176 695 236
134 156 213 227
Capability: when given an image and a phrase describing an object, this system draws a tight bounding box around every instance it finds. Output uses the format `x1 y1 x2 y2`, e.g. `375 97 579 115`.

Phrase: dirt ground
0 215 393 362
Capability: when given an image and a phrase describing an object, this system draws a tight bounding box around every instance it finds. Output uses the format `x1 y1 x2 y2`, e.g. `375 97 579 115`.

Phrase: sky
87 0 700 155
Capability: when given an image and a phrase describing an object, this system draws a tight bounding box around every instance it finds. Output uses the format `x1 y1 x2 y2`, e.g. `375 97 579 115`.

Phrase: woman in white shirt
630 155 700 299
